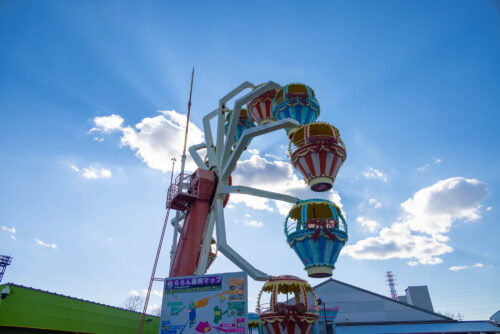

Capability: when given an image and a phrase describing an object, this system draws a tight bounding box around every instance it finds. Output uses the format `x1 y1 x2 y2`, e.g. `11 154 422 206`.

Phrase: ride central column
169 169 216 277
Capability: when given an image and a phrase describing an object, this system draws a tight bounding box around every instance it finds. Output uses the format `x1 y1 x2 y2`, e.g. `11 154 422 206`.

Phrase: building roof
4 282 150 315
336 321 500 333
313 278 456 323
0 283 160 334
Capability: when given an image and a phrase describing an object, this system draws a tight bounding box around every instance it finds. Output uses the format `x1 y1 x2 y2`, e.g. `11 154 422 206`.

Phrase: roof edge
3 282 160 318
336 320 492 327
312 278 454 321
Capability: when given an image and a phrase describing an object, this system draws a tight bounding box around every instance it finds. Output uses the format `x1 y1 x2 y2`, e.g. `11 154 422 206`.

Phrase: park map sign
159 272 248 334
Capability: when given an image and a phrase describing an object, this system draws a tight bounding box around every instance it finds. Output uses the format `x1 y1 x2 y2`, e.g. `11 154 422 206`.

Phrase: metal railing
166 173 193 209
286 218 347 235
288 135 345 157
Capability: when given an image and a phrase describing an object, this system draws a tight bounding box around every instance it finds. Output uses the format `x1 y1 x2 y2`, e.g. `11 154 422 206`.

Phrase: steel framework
169 80 301 281
0 255 13 283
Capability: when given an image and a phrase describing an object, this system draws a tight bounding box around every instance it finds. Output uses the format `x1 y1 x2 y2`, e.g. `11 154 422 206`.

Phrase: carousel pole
170 67 195 268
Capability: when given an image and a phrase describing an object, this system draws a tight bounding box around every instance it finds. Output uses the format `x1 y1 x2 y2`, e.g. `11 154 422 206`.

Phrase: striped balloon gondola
272 83 320 138
247 88 278 126
257 275 318 334
285 199 348 278
289 122 346 192
224 108 256 147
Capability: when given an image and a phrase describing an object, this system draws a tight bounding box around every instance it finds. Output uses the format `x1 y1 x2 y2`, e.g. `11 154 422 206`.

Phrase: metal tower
386 271 398 300
0 255 13 283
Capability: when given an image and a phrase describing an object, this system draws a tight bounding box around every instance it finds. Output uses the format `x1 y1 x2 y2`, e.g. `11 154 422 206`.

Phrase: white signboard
159 272 248 334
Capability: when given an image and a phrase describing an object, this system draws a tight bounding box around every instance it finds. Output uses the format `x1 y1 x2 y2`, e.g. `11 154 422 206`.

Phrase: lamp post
317 298 327 334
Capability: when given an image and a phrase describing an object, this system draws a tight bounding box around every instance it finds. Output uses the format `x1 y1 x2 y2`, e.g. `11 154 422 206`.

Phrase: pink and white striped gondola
247 88 278 125
289 122 346 192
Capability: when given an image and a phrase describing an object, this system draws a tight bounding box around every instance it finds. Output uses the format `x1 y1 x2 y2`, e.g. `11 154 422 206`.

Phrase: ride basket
285 199 348 278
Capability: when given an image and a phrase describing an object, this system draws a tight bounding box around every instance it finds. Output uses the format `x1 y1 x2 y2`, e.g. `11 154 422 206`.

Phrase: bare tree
150 306 162 317
437 311 465 321
124 295 144 312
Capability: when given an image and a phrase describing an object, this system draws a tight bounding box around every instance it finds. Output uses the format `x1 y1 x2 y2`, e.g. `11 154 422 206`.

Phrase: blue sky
1 0 499 320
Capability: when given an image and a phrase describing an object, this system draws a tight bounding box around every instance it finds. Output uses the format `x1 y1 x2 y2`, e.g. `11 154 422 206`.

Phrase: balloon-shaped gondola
224 108 256 147
272 83 320 138
248 312 262 333
257 275 318 334
247 88 278 126
289 122 346 192
285 199 348 278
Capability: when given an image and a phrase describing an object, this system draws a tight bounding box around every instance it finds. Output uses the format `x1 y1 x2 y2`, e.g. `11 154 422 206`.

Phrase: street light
317 298 327 333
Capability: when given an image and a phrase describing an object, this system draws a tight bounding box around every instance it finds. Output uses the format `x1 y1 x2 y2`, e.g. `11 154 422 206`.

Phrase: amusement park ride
146 78 349 334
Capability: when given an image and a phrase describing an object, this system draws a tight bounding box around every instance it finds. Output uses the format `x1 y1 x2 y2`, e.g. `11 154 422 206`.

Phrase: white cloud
35 238 57 249
82 167 112 179
402 177 488 235
486 206 492 211
417 157 442 173
448 263 483 271
89 114 124 133
356 216 380 233
129 290 141 296
230 193 275 212
1 226 16 234
449 265 467 271
93 137 104 142
2 225 17 241
264 153 285 161
363 167 388 182
130 289 162 297
231 152 343 216
344 222 452 264
91 110 204 173
417 164 430 173
141 289 162 297
245 220 263 228
71 165 112 179
344 177 489 265
368 198 382 209
420 257 443 265
407 261 419 266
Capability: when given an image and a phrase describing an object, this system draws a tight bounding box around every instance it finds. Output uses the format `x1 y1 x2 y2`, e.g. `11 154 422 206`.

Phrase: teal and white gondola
272 83 320 138
285 199 348 278
224 108 256 148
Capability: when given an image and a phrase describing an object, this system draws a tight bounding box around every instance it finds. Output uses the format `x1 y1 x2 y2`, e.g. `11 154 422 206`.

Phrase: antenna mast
386 271 398 300
170 68 195 267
